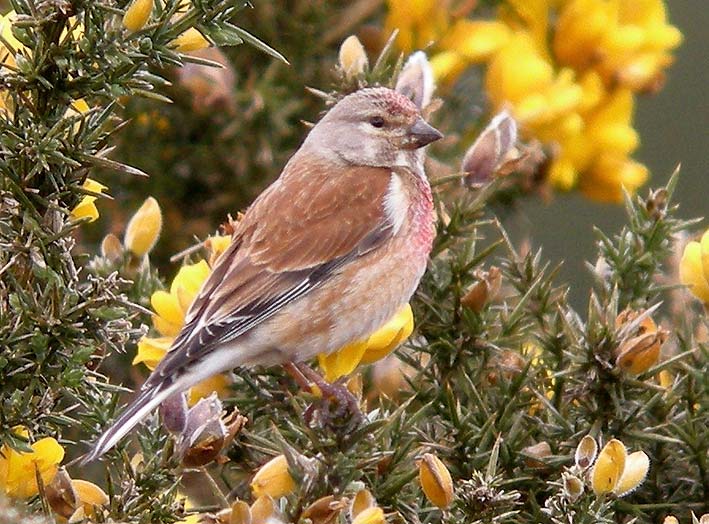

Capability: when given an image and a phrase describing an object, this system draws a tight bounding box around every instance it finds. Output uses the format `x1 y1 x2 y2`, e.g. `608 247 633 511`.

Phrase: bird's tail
81 378 181 464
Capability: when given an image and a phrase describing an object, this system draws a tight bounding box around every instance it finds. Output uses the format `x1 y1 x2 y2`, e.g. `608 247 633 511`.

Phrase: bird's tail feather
82 379 182 464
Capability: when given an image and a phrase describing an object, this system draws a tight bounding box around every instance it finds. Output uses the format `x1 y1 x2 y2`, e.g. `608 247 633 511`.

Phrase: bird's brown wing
148 159 397 384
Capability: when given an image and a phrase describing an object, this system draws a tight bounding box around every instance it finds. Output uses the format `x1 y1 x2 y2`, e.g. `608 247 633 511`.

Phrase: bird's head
303 87 442 168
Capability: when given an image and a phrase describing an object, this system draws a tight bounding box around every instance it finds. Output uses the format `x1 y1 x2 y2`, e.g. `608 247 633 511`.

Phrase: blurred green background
508 1 709 308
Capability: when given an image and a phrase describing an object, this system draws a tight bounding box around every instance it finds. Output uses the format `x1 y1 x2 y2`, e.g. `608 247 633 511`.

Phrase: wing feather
147 158 398 385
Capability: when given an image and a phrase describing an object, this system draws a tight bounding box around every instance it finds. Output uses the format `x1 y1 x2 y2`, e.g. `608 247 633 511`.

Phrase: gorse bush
0 1 706 524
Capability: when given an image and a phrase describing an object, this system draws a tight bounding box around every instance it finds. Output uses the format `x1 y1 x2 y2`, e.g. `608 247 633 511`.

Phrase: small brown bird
86 86 442 461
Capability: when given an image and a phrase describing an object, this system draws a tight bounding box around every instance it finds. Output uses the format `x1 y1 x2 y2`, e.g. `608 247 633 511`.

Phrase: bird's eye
369 116 385 128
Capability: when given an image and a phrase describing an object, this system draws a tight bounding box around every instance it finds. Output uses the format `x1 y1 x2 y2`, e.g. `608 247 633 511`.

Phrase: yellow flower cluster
0 427 63 498
386 0 682 202
134 236 233 405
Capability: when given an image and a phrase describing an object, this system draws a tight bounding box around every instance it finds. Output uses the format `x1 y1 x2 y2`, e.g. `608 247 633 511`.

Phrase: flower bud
173 28 210 53
461 267 501 312
338 35 368 79
124 196 162 258
100 233 123 262
251 455 296 499
462 111 518 186
575 435 598 469
123 0 153 32
159 392 188 434
418 453 454 509
72 479 109 513
395 51 435 110
352 506 385 524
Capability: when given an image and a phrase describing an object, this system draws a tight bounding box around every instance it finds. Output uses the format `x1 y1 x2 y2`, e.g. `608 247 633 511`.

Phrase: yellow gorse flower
70 179 107 223
385 0 681 203
250 454 296 499
134 236 232 404
591 438 649 496
318 303 414 382
679 230 709 304
0 428 64 498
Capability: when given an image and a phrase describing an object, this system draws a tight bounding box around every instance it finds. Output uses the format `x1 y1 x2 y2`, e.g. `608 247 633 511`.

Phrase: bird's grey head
302 87 442 168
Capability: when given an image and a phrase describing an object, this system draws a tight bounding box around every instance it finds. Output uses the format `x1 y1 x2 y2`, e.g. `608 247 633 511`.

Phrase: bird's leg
283 362 363 425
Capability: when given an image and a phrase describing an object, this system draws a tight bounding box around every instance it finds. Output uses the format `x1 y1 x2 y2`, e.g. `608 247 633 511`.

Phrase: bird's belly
248 233 430 365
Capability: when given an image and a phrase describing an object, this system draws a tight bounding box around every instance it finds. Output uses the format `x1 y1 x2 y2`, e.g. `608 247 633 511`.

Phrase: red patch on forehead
362 87 419 118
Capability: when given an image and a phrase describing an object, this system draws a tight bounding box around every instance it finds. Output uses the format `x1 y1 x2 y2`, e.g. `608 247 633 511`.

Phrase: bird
85 86 442 462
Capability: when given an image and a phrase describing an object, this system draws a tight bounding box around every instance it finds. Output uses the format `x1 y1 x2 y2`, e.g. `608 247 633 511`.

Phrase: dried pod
177 394 227 467
575 435 598 469
46 468 77 518
418 453 454 509
614 309 668 374
522 441 552 469
562 472 584 501
302 495 346 524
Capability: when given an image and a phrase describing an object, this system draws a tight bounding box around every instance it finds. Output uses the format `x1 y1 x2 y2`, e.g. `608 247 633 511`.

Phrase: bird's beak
404 118 443 149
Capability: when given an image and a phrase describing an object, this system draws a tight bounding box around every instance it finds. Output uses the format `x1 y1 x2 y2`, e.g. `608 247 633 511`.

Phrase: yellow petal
318 340 368 382
419 453 454 509
251 455 296 499
360 304 414 365
250 495 276 523
70 179 107 223
679 242 709 304
699 230 709 288
151 290 185 329
206 235 232 264
172 28 210 53
123 0 153 32
133 336 172 369
614 451 649 496
351 489 376 519
3 436 64 498
429 51 467 85
591 439 627 495
440 20 510 63
172 261 211 312
124 196 162 257
352 506 385 524
72 479 109 508
152 313 182 338
187 373 232 406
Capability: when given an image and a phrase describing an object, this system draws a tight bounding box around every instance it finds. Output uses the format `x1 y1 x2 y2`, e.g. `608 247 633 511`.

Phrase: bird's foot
284 362 364 430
